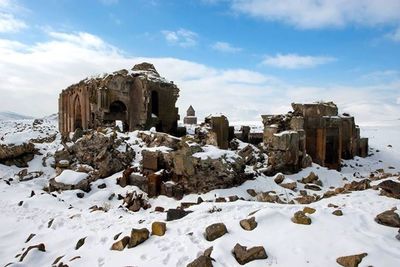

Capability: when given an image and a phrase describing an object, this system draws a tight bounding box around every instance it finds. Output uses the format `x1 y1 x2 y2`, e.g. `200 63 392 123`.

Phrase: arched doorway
74 95 82 130
107 100 129 132
151 91 159 116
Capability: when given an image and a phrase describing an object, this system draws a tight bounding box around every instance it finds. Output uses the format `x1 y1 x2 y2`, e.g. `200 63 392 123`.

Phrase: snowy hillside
0 119 399 267
0 111 33 121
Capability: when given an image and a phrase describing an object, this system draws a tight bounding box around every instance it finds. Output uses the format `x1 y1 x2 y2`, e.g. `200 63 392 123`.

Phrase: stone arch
73 94 83 130
107 100 129 131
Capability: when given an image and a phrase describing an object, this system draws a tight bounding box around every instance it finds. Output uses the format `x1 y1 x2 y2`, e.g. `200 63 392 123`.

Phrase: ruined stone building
183 105 197 125
58 63 180 135
262 102 368 172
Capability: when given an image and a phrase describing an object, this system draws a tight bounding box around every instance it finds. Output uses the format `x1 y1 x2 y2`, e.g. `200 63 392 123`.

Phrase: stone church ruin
55 63 369 198
58 63 179 135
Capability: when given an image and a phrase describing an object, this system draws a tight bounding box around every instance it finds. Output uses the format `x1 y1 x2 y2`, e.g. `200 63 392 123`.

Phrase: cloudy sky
0 0 400 125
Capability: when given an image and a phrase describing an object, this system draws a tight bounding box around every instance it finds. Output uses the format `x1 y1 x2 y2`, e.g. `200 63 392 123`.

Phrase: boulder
336 253 367 267
300 172 319 184
375 210 400 228
377 180 400 199
151 222 166 236
166 209 192 221
205 223 228 241
304 184 321 191
280 181 297 191
291 211 312 225
111 236 130 251
240 217 257 231
19 243 46 262
246 189 257 197
295 195 316 204
332 210 343 216
187 255 213 267
128 228 149 248
343 179 370 191
256 192 283 203
274 173 285 184
0 142 36 167
303 207 316 214
232 243 268 265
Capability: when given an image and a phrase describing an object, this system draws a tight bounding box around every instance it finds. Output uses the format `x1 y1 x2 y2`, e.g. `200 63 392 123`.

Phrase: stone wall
58 63 179 135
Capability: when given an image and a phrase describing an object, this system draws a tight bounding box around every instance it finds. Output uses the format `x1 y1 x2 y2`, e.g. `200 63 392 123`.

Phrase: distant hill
0 111 34 121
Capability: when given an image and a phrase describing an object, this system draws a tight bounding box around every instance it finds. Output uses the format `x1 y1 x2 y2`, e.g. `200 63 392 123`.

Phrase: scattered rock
0 142 37 167
343 179 370 191
336 253 367 267
25 233 36 243
166 209 191 221
280 181 297 190
75 237 86 250
294 195 316 204
274 173 285 184
332 210 343 216
246 189 257 197
300 172 318 184
76 192 84 198
111 236 130 251
240 217 257 231
154 206 165 212
97 183 106 189
328 203 339 208
377 180 400 199
256 192 283 203
123 191 151 212
19 243 46 262
291 211 312 225
303 207 316 214
205 223 228 241
396 229 400 241
128 228 149 248
304 184 321 191
151 221 166 236
232 243 268 265
187 255 213 267
375 210 400 228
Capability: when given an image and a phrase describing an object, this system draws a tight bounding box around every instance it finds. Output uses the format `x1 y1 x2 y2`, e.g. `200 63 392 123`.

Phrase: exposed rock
0 142 37 167
205 223 228 241
377 180 400 199
128 228 149 248
19 243 46 262
240 217 257 231
48 173 91 193
396 229 400 241
111 236 130 251
151 221 166 236
300 172 319 184
375 210 400 228
295 195 316 204
332 210 343 216
303 207 316 214
336 253 368 267
304 184 322 191
280 181 297 190
75 237 86 250
123 191 151 212
187 255 213 267
138 131 180 150
232 243 268 265
25 233 36 243
166 209 191 221
256 192 284 203
274 173 285 184
343 179 370 191
291 211 312 225
246 189 257 197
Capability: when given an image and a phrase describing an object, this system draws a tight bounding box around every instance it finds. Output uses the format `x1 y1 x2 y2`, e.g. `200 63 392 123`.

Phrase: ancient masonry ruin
262 102 368 173
58 63 180 135
183 105 197 125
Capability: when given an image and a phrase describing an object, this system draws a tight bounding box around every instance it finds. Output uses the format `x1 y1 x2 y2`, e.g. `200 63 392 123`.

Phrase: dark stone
375 210 400 228
378 180 400 199
232 243 268 265
205 223 227 241
336 253 368 267
166 209 191 221
128 228 149 248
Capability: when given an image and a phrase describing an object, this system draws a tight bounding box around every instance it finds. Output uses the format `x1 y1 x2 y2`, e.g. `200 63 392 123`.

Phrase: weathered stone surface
19 243 46 262
122 191 151 212
274 173 285 184
300 172 319 184
375 210 400 227
166 209 191 221
151 221 166 236
336 253 367 267
240 217 257 231
128 228 149 248
205 223 228 241
303 207 316 214
187 255 213 267
304 184 322 191
295 195 316 204
343 179 370 191
232 243 268 265
280 181 297 190
49 173 91 193
0 142 36 167
246 189 257 197
111 236 130 251
291 211 312 225
256 192 283 203
377 180 400 199
332 210 343 216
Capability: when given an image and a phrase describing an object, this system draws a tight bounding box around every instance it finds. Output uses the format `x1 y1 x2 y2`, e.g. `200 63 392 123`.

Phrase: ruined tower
183 105 197 125
58 63 180 135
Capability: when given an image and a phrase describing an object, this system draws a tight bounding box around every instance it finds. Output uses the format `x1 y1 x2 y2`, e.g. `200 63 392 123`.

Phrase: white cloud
387 26 400 42
161 29 198 48
262 53 336 69
231 0 400 29
212 41 242 53
0 12 26 33
0 30 399 126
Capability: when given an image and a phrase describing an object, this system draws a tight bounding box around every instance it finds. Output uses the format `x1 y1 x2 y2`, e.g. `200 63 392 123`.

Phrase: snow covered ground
0 119 399 267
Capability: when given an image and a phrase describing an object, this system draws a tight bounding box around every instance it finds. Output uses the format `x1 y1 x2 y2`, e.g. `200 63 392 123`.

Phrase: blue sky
1 0 400 124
